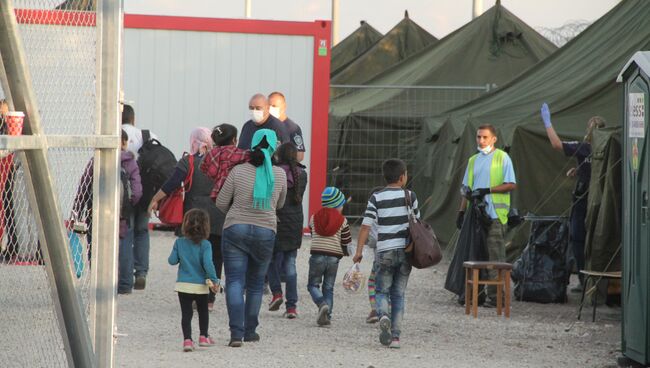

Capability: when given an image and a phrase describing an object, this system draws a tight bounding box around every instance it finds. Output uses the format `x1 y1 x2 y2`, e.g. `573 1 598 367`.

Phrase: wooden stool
577 270 621 322
463 261 513 318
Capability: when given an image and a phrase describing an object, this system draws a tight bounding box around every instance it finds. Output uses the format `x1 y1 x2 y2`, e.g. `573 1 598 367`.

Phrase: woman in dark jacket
267 143 307 318
148 127 225 310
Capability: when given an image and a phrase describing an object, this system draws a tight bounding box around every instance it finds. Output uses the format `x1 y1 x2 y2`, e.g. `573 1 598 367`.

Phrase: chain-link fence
0 1 119 367
328 85 490 218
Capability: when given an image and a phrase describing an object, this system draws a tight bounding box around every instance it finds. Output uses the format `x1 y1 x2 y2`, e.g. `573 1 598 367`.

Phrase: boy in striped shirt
353 159 419 349
308 187 352 327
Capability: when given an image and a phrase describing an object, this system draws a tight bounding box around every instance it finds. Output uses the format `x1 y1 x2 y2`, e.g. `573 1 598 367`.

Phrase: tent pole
472 0 484 19
332 0 339 46
245 0 251 18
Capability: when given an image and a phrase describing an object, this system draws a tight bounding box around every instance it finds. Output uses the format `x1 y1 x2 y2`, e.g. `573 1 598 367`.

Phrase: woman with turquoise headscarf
216 129 287 347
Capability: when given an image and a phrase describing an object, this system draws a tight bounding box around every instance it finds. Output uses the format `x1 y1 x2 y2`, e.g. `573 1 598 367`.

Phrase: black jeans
178 292 209 340
208 234 223 303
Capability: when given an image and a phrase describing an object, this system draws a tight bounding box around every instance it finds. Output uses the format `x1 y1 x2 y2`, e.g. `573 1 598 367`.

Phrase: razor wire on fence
328 85 490 218
0 1 115 367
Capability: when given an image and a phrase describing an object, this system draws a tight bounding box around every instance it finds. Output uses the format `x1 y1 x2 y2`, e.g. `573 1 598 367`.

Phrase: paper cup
5 111 25 136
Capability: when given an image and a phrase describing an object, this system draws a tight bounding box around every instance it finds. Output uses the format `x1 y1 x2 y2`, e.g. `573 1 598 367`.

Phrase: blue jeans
307 254 340 317
132 206 150 278
118 218 134 293
222 224 275 340
268 249 298 309
375 249 411 339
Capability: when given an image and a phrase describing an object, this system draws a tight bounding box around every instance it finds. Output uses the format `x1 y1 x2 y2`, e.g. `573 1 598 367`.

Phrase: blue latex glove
540 103 552 128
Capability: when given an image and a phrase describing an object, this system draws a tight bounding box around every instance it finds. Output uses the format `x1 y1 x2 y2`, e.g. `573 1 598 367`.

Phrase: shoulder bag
158 154 194 226
403 190 442 268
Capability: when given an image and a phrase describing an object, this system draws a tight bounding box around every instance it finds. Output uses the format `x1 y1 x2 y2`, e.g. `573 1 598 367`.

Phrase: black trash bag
444 193 490 298
512 216 570 303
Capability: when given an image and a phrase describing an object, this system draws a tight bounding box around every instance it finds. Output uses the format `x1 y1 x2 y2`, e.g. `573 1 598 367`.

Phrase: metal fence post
0 2 95 367
94 0 123 366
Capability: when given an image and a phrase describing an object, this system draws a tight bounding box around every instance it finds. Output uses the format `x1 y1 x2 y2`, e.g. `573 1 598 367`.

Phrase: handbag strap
183 153 194 192
403 189 415 220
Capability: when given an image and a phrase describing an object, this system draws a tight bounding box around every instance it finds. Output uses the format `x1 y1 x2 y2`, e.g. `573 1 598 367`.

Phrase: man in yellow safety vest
457 124 517 307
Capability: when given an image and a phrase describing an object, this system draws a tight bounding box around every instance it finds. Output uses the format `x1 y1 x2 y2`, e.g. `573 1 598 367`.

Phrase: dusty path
115 231 620 368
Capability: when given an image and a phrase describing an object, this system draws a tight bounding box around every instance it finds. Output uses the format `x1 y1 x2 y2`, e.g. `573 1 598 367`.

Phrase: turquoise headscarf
250 129 278 210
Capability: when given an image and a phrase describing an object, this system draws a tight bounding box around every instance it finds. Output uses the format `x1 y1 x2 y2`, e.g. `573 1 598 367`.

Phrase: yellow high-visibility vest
467 149 510 225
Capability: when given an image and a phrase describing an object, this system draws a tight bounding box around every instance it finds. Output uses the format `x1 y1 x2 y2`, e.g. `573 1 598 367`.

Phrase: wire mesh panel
0 2 99 367
328 85 488 218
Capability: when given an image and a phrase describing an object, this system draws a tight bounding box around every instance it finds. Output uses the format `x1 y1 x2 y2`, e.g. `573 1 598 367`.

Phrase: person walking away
237 94 289 150
308 187 351 327
168 209 221 352
268 92 306 162
216 129 287 347
118 129 142 294
149 127 224 310
353 159 419 349
121 104 157 290
540 103 605 292
267 143 307 318
200 123 250 201
365 186 385 324
457 124 516 306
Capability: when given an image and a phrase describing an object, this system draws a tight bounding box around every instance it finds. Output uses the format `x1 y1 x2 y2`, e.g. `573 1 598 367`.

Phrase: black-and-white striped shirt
362 187 419 253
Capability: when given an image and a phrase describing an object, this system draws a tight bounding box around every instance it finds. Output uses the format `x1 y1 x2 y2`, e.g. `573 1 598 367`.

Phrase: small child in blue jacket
168 209 221 352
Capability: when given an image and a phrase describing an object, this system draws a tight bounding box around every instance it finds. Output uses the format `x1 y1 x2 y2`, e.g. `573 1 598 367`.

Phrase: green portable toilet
617 51 650 367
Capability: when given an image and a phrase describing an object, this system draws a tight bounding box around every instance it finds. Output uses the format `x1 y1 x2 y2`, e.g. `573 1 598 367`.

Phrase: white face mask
269 106 281 119
250 109 265 124
477 145 493 155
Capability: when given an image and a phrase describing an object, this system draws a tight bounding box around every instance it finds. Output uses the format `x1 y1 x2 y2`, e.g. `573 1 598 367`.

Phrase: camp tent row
330 21 383 78
328 1 557 216
331 11 438 90
411 0 650 272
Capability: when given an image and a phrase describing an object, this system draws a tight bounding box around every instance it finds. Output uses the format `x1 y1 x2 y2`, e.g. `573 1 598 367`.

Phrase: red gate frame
15 9 331 221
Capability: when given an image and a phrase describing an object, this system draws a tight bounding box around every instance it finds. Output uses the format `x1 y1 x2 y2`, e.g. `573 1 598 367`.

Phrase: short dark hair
477 124 497 137
122 104 134 125
182 208 210 244
382 159 407 184
268 91 285 100
211 123 238 146
121 129 128 143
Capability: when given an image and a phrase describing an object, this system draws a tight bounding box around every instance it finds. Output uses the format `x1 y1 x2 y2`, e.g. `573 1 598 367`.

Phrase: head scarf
190 127 213 155
251 129 278 210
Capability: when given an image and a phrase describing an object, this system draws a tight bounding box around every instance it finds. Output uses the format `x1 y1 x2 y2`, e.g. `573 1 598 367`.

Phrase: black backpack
137 130 177 209
120 166 134 219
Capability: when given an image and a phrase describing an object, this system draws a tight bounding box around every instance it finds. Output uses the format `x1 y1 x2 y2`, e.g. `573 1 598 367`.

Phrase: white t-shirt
121 124 157 156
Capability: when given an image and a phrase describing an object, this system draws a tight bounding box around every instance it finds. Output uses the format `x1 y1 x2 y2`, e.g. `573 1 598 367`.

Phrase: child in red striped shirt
200 124 250 201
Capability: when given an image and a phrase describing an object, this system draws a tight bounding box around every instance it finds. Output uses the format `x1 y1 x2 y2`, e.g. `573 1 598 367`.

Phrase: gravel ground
115 231 621 368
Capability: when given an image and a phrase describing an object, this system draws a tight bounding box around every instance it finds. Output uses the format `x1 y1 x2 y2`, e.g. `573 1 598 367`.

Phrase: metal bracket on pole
0 2 95 367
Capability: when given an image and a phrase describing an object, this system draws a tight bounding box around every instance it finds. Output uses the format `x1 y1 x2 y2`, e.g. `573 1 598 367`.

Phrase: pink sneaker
199 335 215 347
183 339 194 352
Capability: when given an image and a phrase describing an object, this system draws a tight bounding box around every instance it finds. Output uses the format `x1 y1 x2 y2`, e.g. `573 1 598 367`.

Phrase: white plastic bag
342 262 365 293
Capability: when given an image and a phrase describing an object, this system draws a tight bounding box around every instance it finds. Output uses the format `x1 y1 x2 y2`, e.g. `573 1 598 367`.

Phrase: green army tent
412 0 650 271
330 11 438 88
328 2 556 216
331 21 383 78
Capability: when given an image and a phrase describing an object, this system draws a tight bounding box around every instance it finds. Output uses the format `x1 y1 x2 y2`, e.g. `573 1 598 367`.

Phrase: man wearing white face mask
457 124 516 307
268 91 305 162
238 93 289 150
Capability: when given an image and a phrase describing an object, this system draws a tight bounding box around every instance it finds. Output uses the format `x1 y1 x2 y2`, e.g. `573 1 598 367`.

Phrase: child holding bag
307 187 351 327
168 209 221 352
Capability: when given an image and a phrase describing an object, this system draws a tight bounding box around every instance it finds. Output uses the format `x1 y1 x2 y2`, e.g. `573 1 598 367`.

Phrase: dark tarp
328 2 556 216
411 0 647 272
331 21 383 78
584 128 622 272
330 11 438 88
